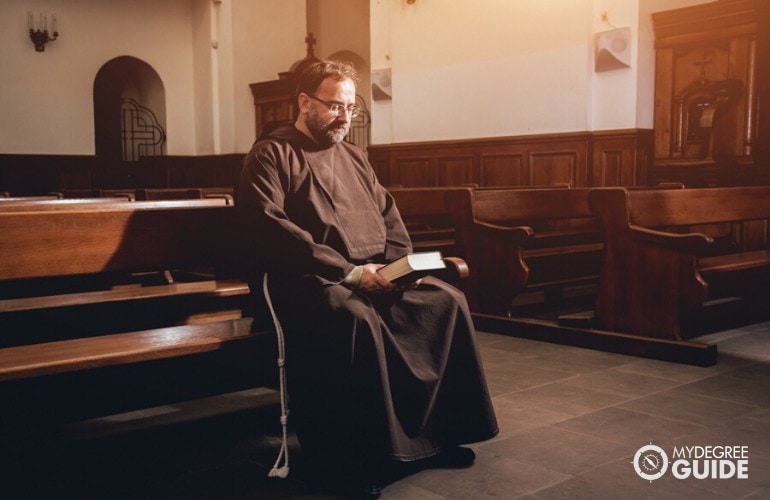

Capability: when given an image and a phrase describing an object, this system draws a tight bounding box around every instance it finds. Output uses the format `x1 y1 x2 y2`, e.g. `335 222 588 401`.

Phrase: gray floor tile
671 371 770 408
619 390 759 428
553 406 705 446
525 455 733 500
400 451 571 499
560 367 685 398
613 356 737 383
487 396 574 440
499 381 631 417
481 359 575 396
477 426 630 476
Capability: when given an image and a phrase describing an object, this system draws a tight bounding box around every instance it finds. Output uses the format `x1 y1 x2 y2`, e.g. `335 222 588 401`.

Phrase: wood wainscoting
367 129 653 188
0 154 243 196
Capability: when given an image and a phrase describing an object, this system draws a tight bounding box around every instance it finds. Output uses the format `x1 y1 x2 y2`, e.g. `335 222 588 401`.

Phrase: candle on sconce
27 10 60 51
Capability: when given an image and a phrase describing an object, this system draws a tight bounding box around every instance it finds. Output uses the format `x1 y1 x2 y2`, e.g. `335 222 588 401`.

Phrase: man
236 60 497 496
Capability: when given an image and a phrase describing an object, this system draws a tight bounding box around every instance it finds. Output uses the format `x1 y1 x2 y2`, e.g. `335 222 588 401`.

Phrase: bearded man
236 60 498 498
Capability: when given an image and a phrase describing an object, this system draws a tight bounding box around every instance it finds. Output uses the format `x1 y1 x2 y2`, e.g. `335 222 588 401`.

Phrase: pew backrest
0 197 134 212
467 187 593 224
445 186 593 245
0 202 241 281
0 197 230 213
602 186 770 228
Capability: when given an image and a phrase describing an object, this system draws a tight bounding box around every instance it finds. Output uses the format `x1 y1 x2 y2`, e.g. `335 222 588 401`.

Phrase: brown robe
236 123 498 464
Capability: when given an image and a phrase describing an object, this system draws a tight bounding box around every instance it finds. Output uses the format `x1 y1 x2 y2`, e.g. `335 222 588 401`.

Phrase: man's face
304 77 356 147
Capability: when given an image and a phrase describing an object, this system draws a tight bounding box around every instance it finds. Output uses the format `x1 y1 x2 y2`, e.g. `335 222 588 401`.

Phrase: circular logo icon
633 443 668 481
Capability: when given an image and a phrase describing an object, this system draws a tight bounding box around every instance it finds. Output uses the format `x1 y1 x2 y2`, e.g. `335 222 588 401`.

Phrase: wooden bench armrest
471 220 533 243
629 224 714 253
440 256 470 281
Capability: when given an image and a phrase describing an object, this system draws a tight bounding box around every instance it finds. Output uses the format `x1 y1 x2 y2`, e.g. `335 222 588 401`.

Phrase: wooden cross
694 52 712 83
305 32 316 58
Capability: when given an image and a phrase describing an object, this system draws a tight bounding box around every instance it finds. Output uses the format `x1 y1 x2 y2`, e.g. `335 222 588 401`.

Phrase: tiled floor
6 321 769 499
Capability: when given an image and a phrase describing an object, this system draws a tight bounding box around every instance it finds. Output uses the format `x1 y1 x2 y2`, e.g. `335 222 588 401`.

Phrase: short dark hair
295 60 359 100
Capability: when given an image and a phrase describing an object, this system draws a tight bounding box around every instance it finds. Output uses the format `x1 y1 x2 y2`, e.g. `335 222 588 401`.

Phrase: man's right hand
357 263 397 293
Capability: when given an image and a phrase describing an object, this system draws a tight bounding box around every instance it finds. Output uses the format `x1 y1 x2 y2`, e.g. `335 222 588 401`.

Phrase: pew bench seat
0 318 259 382
0 278 249 313
700 249 770 275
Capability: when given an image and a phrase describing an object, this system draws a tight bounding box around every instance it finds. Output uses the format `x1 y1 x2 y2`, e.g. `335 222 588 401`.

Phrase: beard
306 106 350 147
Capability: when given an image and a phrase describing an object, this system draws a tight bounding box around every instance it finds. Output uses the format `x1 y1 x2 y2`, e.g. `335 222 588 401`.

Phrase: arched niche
93 56 166 162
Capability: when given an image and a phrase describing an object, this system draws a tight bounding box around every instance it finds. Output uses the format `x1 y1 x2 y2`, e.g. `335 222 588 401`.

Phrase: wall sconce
28 11 59 52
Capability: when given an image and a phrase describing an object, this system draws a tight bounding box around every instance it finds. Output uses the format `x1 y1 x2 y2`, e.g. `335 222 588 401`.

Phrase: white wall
0 0 306 156
307 0 371 112
0 0 718 156
371 0 595 144
368 0 715 145
589 0 640 131
0 0 197 155
231 0 307 153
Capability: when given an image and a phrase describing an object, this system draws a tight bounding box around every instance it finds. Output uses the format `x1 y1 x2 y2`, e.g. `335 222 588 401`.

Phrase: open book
377 251 446 284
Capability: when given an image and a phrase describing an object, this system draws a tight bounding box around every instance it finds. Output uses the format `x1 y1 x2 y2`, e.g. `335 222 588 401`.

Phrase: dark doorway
93 56 166 163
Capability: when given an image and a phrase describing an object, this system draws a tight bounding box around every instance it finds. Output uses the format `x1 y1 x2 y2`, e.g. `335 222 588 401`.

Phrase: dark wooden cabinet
249 78 297 139
652 0 769 185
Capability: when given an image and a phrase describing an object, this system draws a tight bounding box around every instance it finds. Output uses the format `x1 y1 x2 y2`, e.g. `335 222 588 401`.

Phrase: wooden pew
589 186 770 340
0 203 270 429
0 197 227 212
445 186 597 315
61 189 136 200
0 195 62 202
0 197 134 211
389 184 572 255
388 187 472 254
137 187 233 204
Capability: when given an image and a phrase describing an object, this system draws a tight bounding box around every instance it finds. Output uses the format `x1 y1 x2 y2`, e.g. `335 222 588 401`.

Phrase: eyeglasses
307 94 360 118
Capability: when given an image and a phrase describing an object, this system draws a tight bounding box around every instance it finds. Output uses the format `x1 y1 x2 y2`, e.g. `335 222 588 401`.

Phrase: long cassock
236 123 498 465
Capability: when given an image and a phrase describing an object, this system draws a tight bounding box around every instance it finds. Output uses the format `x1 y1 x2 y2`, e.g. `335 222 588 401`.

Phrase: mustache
326 119 349 131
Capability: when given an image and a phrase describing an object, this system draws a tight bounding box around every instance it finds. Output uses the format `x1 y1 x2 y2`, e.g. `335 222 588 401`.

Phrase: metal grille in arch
346 94 370 152
121 98 166 161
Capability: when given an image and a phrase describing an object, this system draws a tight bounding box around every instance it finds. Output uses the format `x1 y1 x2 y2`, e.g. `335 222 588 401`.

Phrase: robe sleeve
236 141 356 284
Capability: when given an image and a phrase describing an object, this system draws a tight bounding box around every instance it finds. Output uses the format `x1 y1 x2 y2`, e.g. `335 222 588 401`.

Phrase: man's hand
357 264 421 293
357 263 396 293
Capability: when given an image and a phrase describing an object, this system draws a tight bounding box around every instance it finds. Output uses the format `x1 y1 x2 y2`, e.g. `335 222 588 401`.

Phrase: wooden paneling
592 130 653 186
529 152 579 186
479 154 526 186
2 130 656 195
438 156 476 186
0 154 243 196
368 130 650 188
